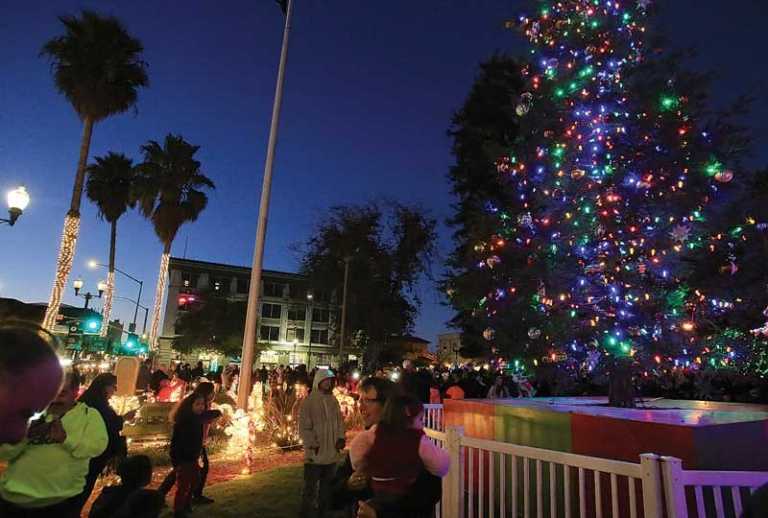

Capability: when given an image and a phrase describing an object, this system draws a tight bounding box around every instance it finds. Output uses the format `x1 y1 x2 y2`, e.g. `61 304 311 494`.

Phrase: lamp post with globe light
1 186 30 226
73 278 106 309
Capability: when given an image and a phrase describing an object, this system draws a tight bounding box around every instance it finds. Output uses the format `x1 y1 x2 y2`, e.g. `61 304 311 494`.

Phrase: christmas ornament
571 168 586 179
669 224 692 243
518 212 533 228
495 156 512 174
585 262 605 274
529 21 540 39
714 169 734 183
720 254 738 275
483 327 496 341
516 92 534 116
473 242 486 253
486 255 501 269
528 327 541 339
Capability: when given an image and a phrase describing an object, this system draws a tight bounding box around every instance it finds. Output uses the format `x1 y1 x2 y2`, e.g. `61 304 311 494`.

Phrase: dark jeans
0 495 81 518
159 447 209 497
301 462 336 518
174 462 200 513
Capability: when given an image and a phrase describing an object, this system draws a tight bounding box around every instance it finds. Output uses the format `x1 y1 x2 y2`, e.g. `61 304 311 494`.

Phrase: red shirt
367 427 424 495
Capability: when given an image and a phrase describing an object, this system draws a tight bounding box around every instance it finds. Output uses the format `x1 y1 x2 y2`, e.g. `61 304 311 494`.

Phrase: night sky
1 0 766 345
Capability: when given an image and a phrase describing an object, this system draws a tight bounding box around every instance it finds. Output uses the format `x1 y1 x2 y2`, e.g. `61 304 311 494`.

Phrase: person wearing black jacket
168 392 221 518
330 377 442 518
76 373 137 511
89 455 157 518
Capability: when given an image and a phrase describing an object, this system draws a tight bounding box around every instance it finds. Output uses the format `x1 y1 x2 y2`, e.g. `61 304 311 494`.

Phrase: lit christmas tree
447 0 754 405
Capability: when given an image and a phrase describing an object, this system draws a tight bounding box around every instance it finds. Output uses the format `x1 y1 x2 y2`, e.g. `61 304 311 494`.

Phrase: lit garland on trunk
148 250 170 348
43 214 81 330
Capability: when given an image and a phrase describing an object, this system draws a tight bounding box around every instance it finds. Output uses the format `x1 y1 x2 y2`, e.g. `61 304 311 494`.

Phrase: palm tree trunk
148 242 172 348
100 220 118 337
42 116 95 330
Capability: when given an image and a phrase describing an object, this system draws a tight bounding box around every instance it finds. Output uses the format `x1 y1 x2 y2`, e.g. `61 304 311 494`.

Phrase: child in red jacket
168 392 220 517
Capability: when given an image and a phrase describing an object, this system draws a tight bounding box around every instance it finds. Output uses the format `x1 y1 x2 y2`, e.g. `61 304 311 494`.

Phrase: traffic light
121 333 148 356
81 315 102 334
125 333 139 350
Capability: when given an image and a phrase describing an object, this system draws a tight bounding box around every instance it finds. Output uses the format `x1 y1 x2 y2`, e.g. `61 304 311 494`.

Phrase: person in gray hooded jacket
299 368 346 517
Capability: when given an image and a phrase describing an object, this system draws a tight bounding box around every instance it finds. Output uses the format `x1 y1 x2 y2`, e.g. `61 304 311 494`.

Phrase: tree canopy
297 201 437 357
174 291 247 357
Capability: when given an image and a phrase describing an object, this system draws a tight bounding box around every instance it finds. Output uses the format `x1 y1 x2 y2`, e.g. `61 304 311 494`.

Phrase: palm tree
136 134 215 347
40 11 148 330
85 152 137 336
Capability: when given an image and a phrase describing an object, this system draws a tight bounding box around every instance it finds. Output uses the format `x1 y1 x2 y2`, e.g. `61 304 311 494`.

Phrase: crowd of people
0 324 222 518
3 321 768 518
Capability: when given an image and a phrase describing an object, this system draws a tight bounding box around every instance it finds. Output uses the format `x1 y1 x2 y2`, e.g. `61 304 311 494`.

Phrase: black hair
359 376 401 403
0 321 60 374
79 373 117 410
117 455 153 488
193 381 215 400
169 391 205 424
379 393 423 433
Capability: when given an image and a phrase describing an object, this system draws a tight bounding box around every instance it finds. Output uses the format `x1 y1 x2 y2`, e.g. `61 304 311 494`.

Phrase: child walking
168 392 221 517
349 393 450 512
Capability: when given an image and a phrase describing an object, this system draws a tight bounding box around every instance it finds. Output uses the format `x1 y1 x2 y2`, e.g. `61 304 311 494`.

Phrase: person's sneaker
193 495 215 505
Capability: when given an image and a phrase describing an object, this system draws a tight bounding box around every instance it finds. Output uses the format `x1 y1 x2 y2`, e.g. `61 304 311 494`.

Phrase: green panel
494 404 573 452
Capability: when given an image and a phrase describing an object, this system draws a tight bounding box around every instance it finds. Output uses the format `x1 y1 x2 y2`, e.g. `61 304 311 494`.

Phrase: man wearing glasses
330 377 442 518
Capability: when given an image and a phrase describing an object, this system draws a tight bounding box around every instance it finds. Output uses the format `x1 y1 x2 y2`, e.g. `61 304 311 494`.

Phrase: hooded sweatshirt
0 402 108 508
299 368 345 465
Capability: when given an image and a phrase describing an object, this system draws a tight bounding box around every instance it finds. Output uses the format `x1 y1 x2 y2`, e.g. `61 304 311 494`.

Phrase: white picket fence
422 405 768 518
424 403 444 432
661 457 768 518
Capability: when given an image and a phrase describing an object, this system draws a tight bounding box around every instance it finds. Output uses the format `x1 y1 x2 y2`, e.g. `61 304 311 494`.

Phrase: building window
288 283 306 299
261 303 282 319
263 282 285 298
312 308 330 323
236 278 249 294
260 325 280 342
287 327 305 342
181 271 199 289
312 290 331 302
310 329 329 344
287 305 306 321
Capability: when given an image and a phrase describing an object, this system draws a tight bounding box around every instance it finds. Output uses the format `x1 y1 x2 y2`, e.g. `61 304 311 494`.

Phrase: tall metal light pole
339 256 351 365
238 0 294 410
89 261 143 332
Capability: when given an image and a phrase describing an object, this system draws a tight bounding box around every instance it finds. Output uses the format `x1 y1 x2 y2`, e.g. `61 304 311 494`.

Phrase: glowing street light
1 186 30 226
72 278 103 309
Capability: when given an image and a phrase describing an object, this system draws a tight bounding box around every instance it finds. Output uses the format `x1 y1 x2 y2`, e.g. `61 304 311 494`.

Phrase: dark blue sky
1 0 765 344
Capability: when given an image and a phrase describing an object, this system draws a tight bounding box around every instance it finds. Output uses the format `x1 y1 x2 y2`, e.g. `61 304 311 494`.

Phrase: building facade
437 331 470 365
160 257 340 368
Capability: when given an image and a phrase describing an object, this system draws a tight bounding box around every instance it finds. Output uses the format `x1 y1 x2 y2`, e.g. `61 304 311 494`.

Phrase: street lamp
73 278 104 309
88 260 144 332
1 186 30 226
